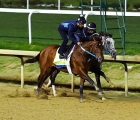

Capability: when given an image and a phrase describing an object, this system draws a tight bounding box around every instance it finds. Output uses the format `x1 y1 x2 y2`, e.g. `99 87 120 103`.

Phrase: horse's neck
76 41 96 58
82 41 93 49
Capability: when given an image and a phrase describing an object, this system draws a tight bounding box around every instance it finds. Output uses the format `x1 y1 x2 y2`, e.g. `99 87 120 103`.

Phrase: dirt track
0 83 140 120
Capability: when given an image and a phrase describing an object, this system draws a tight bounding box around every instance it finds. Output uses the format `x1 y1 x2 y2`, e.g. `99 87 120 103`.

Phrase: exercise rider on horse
58 15 86 59
76 22 97 41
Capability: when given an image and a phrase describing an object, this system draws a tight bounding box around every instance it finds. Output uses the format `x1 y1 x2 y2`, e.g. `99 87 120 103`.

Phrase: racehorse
45 32 116 97
100 32 116 59
24 35 104 102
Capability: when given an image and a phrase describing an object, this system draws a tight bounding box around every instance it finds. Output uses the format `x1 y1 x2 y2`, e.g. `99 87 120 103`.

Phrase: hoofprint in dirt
0 82 140 120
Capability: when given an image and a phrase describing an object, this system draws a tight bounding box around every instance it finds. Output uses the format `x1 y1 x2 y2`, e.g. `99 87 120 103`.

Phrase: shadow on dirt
1 78 140 93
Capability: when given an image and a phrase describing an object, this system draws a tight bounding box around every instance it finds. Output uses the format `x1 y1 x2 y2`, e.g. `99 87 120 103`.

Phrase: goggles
87 26 96 30
79 20 86 24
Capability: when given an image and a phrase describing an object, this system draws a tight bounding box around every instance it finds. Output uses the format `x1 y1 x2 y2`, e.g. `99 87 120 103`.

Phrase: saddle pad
53 45 75 75
53 49 67 68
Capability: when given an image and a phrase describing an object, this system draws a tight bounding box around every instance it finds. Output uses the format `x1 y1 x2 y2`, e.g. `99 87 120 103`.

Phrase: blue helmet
77 15 86 24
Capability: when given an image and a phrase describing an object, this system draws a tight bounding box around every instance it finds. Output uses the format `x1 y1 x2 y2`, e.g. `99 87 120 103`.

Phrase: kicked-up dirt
0 82 140 120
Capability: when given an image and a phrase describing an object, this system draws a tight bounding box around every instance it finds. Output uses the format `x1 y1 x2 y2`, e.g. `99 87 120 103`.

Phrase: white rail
0 8 140 44
0 8 140 16
0 49 39 88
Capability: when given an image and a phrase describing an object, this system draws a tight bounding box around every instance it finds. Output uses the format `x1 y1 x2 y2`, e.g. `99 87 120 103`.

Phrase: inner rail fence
0 49 140 97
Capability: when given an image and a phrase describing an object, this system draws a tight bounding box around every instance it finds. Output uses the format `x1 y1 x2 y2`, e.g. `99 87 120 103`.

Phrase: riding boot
59 53 65 59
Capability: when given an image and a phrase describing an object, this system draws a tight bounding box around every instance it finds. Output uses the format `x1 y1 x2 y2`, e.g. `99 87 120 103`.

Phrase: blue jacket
59 20 81 43
76 27 97 41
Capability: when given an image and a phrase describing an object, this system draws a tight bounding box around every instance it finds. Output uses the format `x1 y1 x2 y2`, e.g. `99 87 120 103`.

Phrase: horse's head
87 34 104 63
99 32 117 59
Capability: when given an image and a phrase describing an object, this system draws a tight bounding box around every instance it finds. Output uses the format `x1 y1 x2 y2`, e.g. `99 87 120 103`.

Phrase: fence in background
0 8 140 44
0 49 140 97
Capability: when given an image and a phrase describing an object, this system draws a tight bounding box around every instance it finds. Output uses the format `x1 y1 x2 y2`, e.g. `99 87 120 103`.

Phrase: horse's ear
105 33 112 37
99 31 104 36
109 33 112 37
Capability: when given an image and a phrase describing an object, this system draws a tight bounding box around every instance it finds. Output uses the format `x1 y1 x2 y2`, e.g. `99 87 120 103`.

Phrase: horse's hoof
101 97 106 100
109 82 115 88
110 83 115 88
79 99 83 103
98 91 103 96
35 92 39 98
54 94 57 96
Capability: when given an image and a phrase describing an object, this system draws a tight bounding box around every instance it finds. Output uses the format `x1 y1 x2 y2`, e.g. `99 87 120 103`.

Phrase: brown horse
24 35 104 102
46 32 116 97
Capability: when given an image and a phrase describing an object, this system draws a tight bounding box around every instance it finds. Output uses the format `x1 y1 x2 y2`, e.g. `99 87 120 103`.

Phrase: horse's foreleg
100 70 115 87
82 75 104 99
79 78 85 102
95 74 104 94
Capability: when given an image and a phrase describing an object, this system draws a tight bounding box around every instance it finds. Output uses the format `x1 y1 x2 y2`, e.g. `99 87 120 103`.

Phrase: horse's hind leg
79 78 85 102
36 69 54 97
81 74 104 100
45 69 60 87
99 70 115 87
49 69 60 96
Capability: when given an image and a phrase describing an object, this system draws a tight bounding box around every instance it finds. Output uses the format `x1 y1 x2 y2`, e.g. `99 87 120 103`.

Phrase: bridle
79 35 103 62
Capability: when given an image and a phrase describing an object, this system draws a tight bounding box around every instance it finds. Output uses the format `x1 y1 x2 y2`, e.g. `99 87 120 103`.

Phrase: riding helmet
87 22 96 30
77 15 86 24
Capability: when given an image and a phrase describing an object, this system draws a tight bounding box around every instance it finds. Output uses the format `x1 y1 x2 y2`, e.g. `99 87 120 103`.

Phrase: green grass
0 12 139 55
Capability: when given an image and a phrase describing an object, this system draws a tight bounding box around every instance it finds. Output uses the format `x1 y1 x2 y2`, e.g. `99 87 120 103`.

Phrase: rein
79 45 97 58
78 34 102 59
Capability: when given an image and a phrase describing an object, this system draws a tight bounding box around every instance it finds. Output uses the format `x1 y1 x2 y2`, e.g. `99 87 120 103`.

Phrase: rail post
28 10 39 44
20 57 24 88
71 75 74 92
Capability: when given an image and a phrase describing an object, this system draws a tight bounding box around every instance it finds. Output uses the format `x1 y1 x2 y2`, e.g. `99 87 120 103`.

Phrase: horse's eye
107 41 110 44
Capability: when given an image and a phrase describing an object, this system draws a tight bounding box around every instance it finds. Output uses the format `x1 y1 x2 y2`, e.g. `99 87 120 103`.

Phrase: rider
58 15 86 59
76 22 97 41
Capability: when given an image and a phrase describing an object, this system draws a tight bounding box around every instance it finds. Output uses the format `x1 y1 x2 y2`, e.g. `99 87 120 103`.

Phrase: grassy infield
0 11 140 88
0 12 139 54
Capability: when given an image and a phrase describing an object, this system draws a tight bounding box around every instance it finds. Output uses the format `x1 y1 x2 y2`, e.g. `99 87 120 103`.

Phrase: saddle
64 43 75 59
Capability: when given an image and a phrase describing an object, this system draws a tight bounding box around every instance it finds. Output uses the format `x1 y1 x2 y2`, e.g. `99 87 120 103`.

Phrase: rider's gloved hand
77 42 81 45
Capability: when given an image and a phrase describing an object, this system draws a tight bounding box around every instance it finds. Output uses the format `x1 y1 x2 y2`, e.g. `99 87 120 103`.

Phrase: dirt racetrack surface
0 83 140 120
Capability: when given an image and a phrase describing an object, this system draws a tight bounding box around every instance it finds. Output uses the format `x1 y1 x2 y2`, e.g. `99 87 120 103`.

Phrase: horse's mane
82 37 101 46
99 31 112 37
93 35 102 42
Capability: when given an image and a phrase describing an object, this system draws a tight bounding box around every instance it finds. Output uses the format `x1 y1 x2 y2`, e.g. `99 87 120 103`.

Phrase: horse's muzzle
110 49 117 60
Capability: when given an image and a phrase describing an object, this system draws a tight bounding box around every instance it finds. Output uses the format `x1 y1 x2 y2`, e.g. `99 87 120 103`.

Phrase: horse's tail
24 53 40 64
